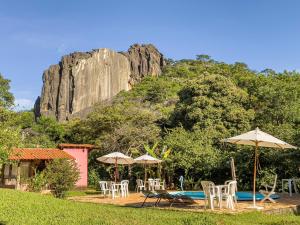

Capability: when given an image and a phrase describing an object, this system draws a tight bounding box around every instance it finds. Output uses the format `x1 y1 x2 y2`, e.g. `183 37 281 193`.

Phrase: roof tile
9 148 75 160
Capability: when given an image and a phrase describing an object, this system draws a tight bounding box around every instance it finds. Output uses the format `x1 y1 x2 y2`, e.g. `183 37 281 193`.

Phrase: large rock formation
121 44 165 86
35 44 165 121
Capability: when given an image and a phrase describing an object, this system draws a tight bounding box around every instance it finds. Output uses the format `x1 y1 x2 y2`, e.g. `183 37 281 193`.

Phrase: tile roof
9 148 75 160
58 143 94 149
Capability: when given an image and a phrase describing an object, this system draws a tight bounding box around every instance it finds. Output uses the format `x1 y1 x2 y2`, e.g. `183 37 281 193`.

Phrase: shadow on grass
120 192 201 210
85 191 101 195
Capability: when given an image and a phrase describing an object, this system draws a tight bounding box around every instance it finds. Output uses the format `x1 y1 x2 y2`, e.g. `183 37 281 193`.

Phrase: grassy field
0 189 300 225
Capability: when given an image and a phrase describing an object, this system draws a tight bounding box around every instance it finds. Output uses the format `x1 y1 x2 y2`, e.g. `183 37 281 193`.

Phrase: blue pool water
171 191 280 201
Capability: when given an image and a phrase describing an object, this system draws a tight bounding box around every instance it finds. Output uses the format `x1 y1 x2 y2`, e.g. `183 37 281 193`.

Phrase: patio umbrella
222 127 297 209
97 152 134 182
230 157 237 182
134 154 162 184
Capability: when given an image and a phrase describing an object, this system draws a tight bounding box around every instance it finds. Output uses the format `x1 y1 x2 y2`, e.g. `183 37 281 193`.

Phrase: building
2 144 94 190
58 144 94 187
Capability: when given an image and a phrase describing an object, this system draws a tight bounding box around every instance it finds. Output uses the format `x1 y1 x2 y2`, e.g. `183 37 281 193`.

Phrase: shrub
28 171 47 192
88 168 100 189
44 159 80 198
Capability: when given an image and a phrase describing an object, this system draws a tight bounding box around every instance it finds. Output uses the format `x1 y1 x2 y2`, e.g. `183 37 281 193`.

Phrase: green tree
44 159 80 198
170 74 255 139
196 54 211 62
0 73 21 168
0 73 14 108
34 116 65 143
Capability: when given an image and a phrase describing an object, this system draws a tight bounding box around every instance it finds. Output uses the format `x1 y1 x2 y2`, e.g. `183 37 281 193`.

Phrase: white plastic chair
136 179 145 192
160 180 166 190
148 178 155 191
154 178 161 190
259 174 277 203
224 180 233 185
222 180 237 209
224 180 237 203
201 181 217 210
121 180 129 197
99 181 109 197
110 182 118 199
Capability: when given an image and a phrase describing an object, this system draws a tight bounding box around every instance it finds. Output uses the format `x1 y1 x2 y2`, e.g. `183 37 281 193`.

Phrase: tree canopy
1 57 300 190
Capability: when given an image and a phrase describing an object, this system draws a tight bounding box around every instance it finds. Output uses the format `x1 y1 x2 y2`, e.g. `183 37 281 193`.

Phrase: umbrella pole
144 164 147 189
115 158 118 183
253 143 258 207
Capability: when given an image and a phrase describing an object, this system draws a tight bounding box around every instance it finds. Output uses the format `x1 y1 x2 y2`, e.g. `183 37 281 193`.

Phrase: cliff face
35 44 165 121
121 44 165 86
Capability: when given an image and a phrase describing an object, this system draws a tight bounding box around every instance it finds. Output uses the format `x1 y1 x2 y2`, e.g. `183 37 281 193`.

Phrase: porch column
1 164 5 186
15 162 21 190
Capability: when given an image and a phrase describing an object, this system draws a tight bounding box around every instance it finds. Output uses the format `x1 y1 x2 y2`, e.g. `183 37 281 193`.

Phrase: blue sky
1 0 300 110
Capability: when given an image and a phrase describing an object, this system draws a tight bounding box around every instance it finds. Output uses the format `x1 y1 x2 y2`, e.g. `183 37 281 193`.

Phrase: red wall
62 148 88 187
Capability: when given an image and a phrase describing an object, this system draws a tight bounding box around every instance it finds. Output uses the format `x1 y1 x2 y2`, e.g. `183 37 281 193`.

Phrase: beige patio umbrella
222 127 297 209
134 154 162 185
230 157 237 182
97 152 134 182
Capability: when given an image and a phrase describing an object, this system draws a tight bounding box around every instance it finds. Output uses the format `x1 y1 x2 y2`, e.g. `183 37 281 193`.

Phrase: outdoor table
214 185 227 208
108 182 123 198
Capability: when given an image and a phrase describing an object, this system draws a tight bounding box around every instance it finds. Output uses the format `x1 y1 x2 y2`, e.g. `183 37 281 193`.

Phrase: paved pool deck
68 192 300 214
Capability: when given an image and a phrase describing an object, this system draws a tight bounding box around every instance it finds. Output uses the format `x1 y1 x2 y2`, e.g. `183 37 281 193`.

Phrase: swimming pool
171 191 280 201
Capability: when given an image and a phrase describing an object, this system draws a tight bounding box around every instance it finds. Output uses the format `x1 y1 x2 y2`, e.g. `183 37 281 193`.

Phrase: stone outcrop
35 44 165 121
121 44 165 86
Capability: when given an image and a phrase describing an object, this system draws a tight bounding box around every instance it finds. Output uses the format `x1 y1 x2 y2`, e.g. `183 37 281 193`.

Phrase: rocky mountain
34 44 165 121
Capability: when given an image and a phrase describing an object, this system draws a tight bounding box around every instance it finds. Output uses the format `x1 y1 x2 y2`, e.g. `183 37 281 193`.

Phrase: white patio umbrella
222 127 297 209
134 154 162 184
97 152 134 182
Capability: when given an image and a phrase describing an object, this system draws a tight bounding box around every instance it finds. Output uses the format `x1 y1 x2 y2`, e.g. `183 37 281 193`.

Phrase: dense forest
1 55 300 190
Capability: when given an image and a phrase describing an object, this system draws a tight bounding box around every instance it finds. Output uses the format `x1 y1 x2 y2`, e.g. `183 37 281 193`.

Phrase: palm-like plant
143 142 172 179
143 142 171 160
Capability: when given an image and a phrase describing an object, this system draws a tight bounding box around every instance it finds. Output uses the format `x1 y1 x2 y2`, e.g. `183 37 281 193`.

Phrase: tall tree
0 73 14 108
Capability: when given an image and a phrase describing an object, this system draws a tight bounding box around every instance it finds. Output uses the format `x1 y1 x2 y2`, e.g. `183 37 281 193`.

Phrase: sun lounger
141 190 159 207
156 190 196 207
141 190 195 207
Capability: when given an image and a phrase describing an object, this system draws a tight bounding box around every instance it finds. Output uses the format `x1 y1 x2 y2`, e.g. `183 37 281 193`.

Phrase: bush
44 159 80 198
28 171 47 192
88 168 100 189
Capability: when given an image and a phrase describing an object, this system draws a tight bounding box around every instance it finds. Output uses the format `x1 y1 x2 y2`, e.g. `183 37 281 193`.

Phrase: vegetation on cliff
2 56 300 190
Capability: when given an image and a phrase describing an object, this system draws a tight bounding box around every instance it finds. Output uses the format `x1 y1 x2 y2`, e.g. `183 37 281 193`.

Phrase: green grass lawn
65 189 100 197
0 189 300 225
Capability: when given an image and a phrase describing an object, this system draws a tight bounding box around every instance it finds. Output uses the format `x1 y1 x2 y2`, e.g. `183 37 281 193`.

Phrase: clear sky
1 0 300 110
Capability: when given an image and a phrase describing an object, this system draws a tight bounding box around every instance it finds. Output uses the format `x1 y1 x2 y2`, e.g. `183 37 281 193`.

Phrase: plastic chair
201 181 217 209
223 180 237 209
148 178 155 191
121 180 129 197
160 180 166 190
136 179 145 192
99 181 109 197
110 182 118 199
224 180 237 203
154 178 161 190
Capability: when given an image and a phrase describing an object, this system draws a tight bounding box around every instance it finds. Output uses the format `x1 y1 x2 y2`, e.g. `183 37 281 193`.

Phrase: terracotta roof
58 143 94 149
9 148 75 160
